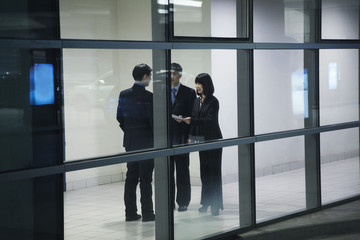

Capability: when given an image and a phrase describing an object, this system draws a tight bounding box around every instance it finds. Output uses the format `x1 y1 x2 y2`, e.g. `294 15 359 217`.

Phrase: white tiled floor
64 157 360 240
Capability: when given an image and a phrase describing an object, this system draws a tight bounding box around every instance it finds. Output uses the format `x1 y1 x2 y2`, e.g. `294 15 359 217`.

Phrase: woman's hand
183 117 191 125
175 115 183 123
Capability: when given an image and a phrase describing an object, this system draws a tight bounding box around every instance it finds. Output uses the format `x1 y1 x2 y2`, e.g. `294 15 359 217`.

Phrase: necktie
171 88 176 104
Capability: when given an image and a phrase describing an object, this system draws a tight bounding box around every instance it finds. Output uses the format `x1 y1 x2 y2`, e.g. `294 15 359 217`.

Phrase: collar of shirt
134 81 145 88
172 83 181 93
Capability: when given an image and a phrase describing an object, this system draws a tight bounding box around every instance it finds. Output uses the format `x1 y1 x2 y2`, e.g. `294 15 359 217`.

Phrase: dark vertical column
304 0 317 43
0 48 64 240
153 49 172 240
237 49 255 227
151 1 172 239
236 0 250 39
304 49 321 209
31 49 64 240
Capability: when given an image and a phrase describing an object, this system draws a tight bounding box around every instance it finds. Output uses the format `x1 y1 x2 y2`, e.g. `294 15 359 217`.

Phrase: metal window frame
2 0 360 239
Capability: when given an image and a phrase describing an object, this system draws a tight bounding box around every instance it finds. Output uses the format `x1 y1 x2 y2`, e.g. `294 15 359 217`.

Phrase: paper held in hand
172 114 183 120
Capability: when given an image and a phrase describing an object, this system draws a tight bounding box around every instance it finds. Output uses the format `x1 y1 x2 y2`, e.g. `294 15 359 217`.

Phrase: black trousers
199 148 223 210
171 153 191 207
124 158 154 218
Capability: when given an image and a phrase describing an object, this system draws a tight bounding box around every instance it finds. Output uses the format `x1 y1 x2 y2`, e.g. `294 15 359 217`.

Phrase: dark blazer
116 84 153 151
190 95 222 141
172 84 196 144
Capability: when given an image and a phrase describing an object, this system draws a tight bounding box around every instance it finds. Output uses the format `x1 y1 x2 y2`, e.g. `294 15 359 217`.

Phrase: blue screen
30 63 55 105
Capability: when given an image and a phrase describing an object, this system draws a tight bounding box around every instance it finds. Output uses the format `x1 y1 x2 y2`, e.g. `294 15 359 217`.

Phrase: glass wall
0 48 63 172
319 49 359 126
174 146 239 240
253 0 315 43
171 49 239 142
254 50 307 134
321 0 360 40
59 0 153 41
0 175 63 240
172 0 248 38
63 49 155 161
0 0 59 39
321 128 360 204
64 165 156 239
1 0 360 239
255 136 306 222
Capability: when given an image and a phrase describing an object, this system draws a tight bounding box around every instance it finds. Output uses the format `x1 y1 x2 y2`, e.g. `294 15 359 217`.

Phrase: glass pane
255 136 306 222
60 0 153 41
322 0 360 40
254 0 314 43
65 164 155 239
174 145 239 239
171 49 239 144
173 0 248 38
319 49 359 126
1 175 63 239
0 0 59 39
0 48 63 172
63 49 169 161
254 50 306 134
321 128 360 204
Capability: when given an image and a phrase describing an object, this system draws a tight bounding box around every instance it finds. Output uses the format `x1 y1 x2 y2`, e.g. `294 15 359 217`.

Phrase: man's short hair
132 63 152 81
171 62 182 75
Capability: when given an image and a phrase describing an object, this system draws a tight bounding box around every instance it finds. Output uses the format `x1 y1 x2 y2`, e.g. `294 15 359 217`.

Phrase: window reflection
171 49 238 143
60 0 152 40
63 49 153 161
0 0 59 39
255 137 306 222
0 48 62 172
174 146 239 239
254 0 313 43
321 128 360 204
30 64 55 105
173 0 247 38
254 50 305 134
322 0 360 39
319 49 359 126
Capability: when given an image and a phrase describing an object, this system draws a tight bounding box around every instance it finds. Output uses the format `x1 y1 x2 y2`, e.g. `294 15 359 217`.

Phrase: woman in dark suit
183 73 223 216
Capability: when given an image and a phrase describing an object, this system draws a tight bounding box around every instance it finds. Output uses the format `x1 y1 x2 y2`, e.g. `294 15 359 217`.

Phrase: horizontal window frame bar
62 40 172 49
174 136 255 154
64 148 173 172
1 39 360 50
0 39 62 48
1 122 358 182
256 121 360 142
0 165 64 182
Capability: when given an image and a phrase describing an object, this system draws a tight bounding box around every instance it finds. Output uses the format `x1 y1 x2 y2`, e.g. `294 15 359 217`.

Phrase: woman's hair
195 73 214 96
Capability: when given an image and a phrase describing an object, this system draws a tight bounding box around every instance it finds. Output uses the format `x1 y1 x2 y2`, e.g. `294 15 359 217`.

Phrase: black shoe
178 206 188 212
142 213 155 222
198 205 208 213
125 214 141 222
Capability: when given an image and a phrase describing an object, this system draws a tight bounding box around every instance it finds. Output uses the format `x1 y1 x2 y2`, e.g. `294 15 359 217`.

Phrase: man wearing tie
170 63 196 212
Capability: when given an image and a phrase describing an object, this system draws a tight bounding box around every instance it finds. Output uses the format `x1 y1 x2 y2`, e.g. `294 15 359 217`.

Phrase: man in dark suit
116 63 155 222
171 63 196 212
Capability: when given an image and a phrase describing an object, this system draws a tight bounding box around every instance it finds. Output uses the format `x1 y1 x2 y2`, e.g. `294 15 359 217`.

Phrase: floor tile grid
64 157 360 240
